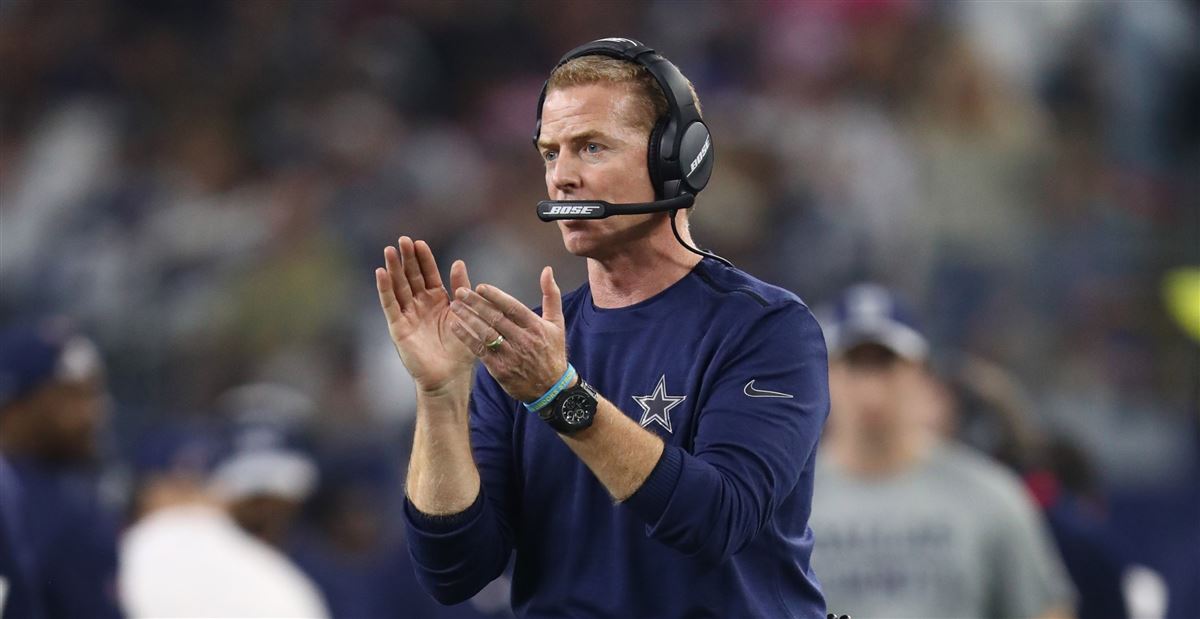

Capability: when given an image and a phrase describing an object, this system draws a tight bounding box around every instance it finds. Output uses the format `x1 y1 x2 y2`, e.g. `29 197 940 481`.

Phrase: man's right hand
375 236 475 399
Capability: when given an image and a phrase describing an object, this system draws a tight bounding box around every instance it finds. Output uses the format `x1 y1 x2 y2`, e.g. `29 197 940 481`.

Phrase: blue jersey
405 258 830 618
0 455 40 619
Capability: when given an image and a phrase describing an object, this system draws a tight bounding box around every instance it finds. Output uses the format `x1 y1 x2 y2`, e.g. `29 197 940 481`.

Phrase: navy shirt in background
8 460 122 619
405 258 830 618
0 454 40 619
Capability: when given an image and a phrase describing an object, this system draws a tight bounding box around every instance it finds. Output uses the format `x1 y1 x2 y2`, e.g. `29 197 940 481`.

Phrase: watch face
560 393 593 426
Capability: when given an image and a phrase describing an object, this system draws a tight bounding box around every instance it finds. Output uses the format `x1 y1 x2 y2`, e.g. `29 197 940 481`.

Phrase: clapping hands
376 237 569 406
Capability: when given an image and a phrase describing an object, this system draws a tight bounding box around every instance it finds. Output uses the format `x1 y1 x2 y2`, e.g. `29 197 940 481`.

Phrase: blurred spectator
211 429 318 546
205 382 511 617
119 475 329 618
938 354 1043 472
810 284 1075 619
209 383 321 547
942 354 1137 619
0 320 122 619
118 385 330 618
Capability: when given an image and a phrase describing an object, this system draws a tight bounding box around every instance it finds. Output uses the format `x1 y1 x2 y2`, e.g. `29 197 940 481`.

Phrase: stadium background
1 0 1197 616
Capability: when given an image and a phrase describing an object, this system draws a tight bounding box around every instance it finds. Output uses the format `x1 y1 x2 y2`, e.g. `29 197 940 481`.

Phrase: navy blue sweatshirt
8 460 122 619
0 454 41 619
405 258 830 618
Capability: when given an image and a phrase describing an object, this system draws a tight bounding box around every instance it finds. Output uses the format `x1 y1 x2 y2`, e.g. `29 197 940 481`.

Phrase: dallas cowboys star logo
633 375 686 434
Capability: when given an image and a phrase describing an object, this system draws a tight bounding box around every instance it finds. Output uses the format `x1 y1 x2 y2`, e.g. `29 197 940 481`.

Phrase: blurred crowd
0 0 1197 617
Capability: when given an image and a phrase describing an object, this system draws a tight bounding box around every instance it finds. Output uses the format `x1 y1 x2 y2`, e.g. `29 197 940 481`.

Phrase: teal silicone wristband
524 364 577 413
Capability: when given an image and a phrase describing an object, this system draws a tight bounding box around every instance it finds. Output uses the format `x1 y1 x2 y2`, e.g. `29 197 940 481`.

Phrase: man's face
230 494 302 548
24 374 108 463
537 82 658 259
829 344 931 438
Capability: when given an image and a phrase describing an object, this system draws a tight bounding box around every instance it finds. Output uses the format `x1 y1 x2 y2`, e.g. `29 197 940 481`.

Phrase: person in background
943 354 1134 619
0 320 123 619
119 473 329 618
208 425 319 547
809 283 1076 619
118 406 329 618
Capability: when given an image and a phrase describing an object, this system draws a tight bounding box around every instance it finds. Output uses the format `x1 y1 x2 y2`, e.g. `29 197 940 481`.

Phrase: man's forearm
561 397 664 501
406 390 481 515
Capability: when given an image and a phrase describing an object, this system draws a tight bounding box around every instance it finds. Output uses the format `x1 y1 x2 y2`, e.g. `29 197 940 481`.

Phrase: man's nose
548 153 581 196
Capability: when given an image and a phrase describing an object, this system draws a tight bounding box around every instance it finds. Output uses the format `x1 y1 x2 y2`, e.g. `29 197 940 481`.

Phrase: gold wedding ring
485 334 505 351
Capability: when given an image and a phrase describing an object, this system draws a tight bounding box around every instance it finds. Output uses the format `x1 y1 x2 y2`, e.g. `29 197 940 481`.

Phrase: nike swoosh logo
744 380 793 398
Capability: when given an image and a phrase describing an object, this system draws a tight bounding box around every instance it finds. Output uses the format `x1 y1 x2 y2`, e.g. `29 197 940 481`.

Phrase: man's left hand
447 266 569 403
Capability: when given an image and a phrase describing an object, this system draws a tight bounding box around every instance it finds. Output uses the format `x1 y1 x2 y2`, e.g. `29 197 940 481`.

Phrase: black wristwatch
540 378 598 435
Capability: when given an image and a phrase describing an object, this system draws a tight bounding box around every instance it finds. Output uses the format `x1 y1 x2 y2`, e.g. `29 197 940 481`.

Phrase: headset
532 37 732 267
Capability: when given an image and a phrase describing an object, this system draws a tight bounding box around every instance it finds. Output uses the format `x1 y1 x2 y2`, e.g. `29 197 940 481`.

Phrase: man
118 474 329 618
209 426 319 548
374 39 831 617
809 283 1076 619
116 416 331 618
0 321 123 619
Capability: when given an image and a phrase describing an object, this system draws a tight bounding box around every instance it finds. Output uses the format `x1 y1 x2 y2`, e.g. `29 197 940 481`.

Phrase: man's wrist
524 363 577 412
416 371 473 399
417 387 469 407
415 384 472 425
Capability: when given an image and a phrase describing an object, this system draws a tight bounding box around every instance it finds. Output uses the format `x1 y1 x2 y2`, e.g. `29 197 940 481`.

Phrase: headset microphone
537 194 732 267
536 195 695 221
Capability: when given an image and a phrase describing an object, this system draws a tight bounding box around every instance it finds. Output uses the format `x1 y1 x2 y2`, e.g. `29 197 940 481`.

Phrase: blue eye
543 151 558 162
585 143 602 154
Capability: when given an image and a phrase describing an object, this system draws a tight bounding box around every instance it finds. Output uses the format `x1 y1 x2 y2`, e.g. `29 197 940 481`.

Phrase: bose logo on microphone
687 136 711 178
547 205 601 215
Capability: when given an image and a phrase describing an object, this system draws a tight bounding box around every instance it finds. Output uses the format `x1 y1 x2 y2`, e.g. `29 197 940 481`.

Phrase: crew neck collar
578 258 713 332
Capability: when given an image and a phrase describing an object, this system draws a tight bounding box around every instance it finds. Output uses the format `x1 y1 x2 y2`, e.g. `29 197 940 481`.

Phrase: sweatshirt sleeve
403 365 519 605
623 302 830 566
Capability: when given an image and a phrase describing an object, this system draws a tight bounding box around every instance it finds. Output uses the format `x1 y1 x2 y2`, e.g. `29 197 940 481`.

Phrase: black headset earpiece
647 116 669 200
